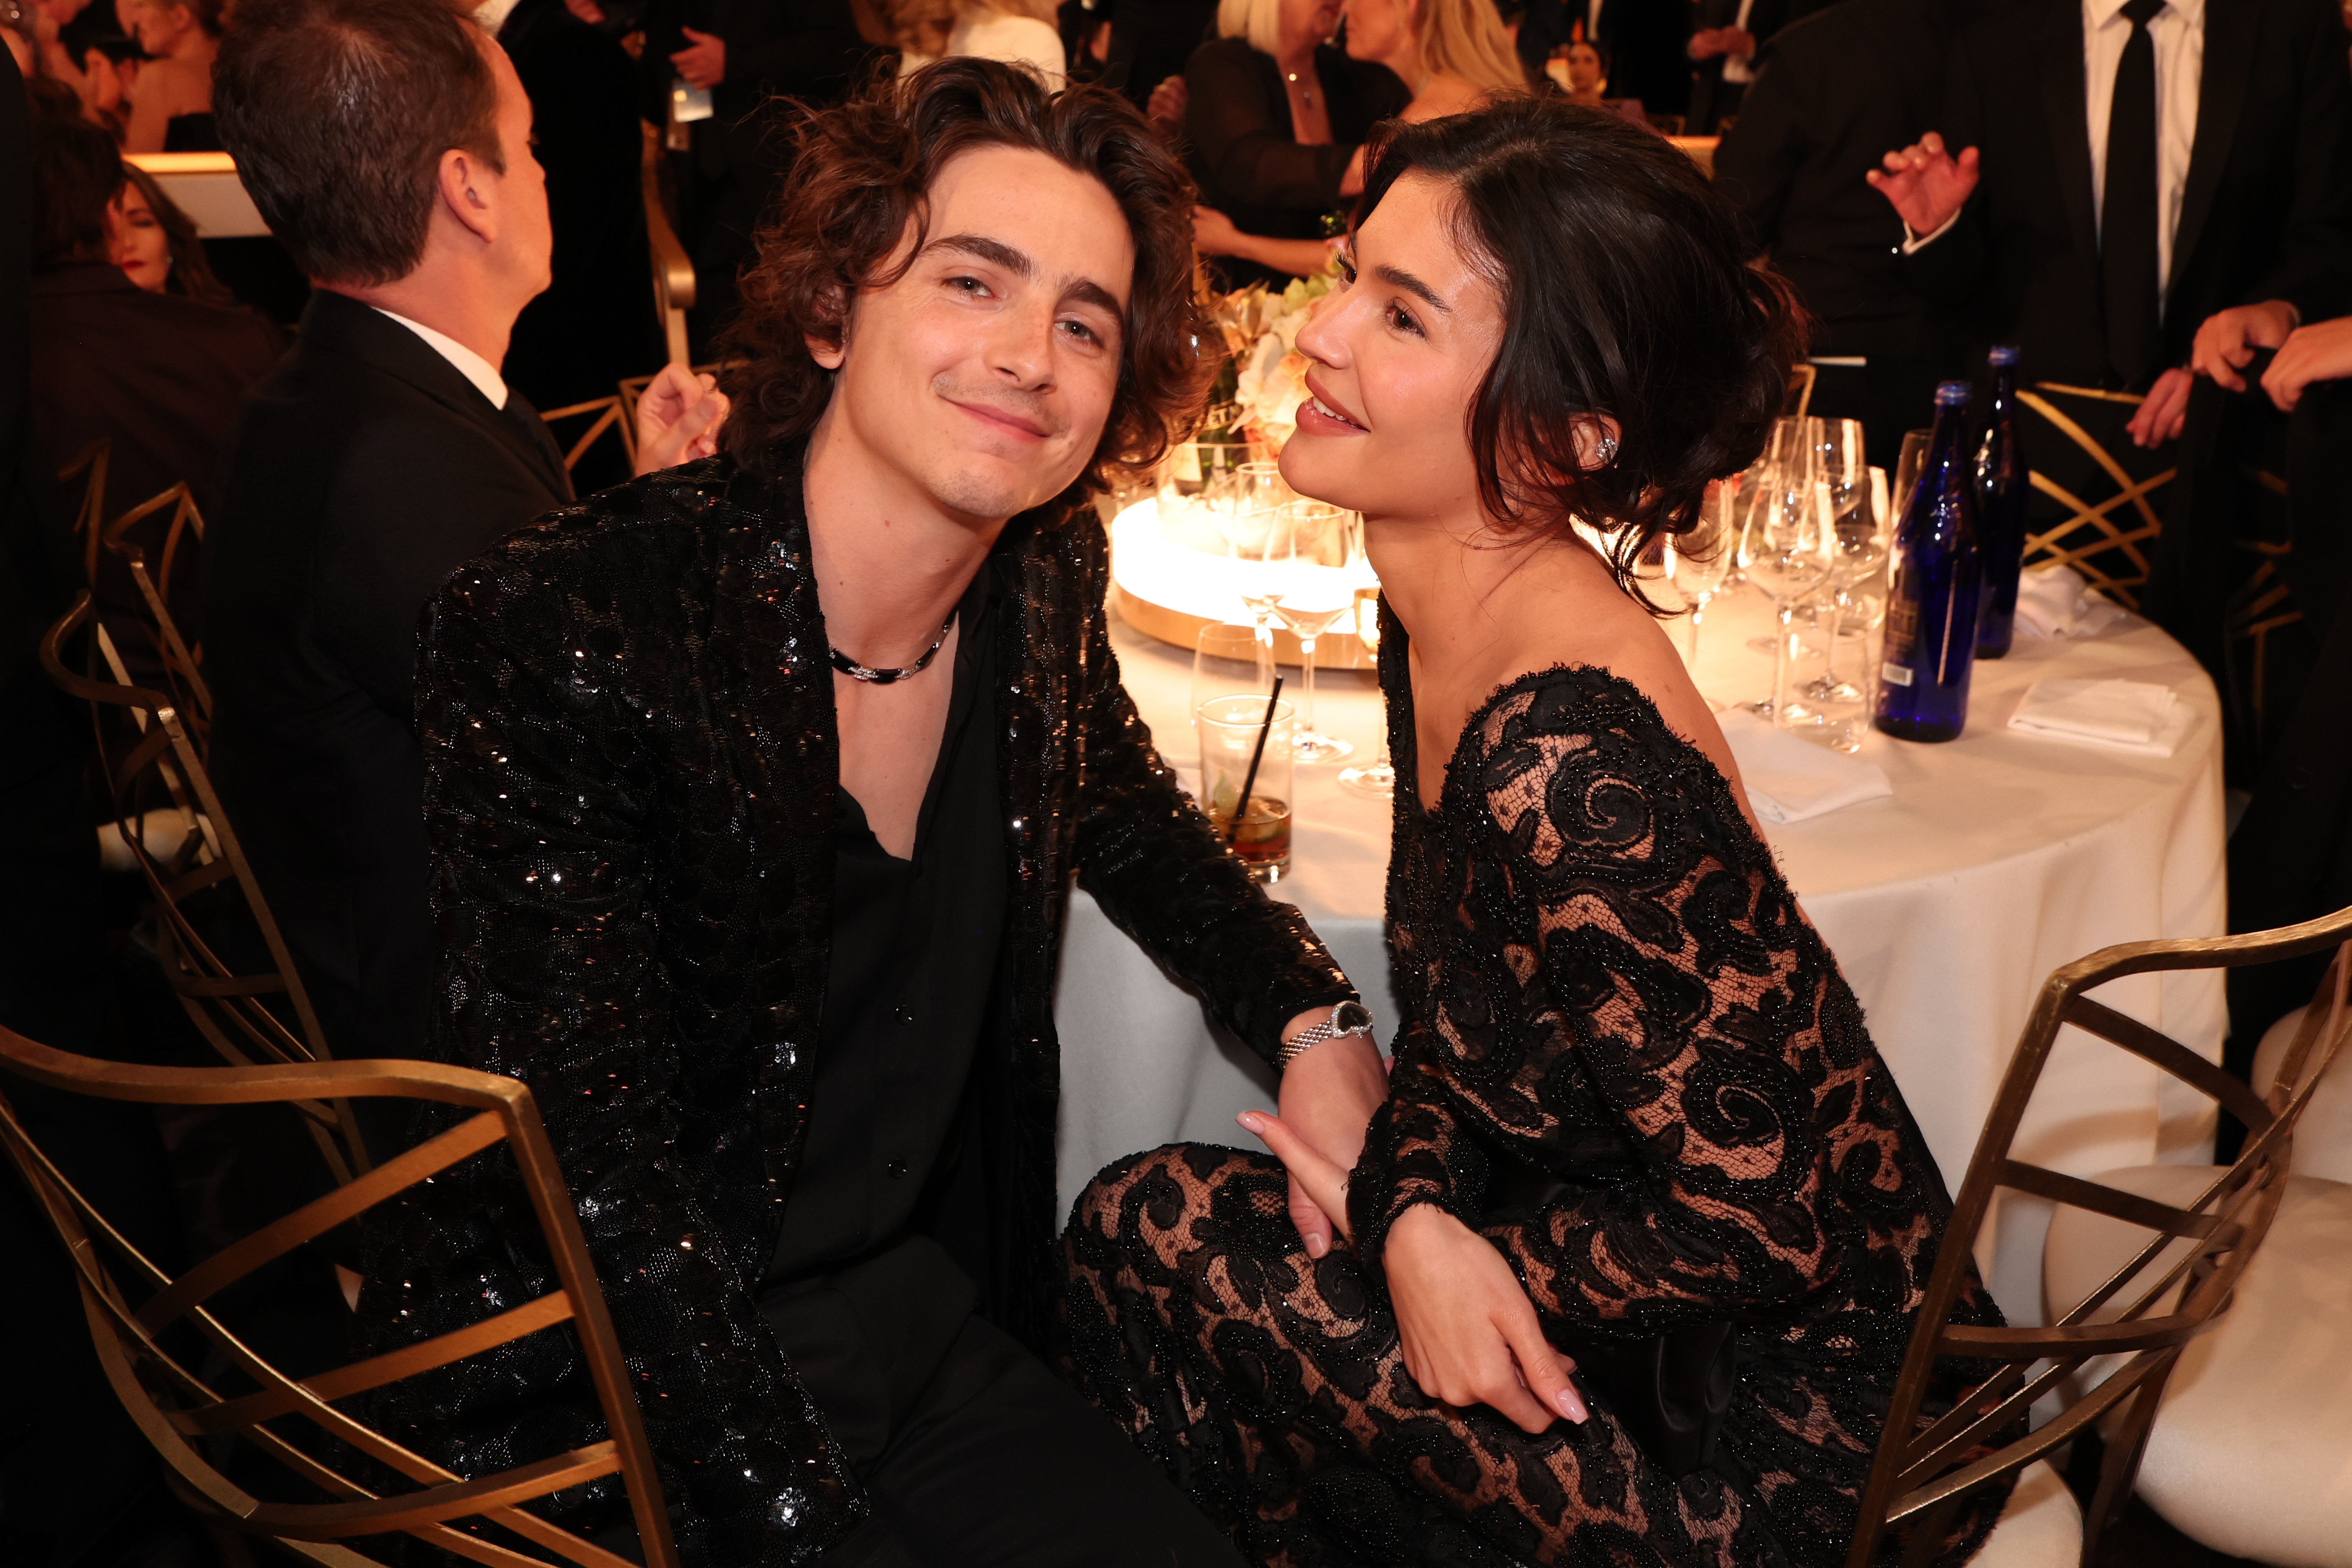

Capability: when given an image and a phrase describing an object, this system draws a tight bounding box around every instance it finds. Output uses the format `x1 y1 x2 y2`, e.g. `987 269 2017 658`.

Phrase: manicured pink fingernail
1237 1112 1262 1132
1306 1233 1328 1259
1558 1389 1588 1422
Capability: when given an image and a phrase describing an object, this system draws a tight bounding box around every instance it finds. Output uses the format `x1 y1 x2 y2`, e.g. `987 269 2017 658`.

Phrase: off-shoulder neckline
1397 638 1742 834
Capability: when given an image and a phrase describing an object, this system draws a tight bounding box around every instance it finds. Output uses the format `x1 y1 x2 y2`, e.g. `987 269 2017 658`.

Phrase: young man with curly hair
359 58 1386 1568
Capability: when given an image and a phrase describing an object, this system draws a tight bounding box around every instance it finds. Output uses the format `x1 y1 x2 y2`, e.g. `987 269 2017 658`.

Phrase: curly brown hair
721 58 1213 503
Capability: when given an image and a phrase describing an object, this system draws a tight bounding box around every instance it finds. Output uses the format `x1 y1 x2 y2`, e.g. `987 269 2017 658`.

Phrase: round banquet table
1052 569 2227 1326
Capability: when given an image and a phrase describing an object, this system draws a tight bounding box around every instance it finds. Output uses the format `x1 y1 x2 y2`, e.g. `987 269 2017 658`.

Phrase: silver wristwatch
1278 1000 1374 1069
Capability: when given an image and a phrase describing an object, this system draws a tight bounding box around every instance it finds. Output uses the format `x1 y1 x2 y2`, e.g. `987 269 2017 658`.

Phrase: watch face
1333 1000 1373 1034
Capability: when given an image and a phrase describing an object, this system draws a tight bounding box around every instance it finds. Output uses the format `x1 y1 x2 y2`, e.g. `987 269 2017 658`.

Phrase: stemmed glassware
1798 419 1883 703
1224 461 1293 655
1666 481 1737 668
1736 423 1831 714
1337 586 1393 797
1268 500 1355 764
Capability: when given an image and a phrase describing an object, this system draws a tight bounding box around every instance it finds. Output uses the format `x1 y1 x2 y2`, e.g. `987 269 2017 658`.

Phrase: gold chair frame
100 482 214 750
60 438 112 588
2016 384 2175 608
0 1029 681 1568
1845 906 2352 1567
534 395 635 478
39 593 368 1185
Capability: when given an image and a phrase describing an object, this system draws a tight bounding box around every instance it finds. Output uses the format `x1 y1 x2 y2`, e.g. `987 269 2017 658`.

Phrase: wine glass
1337 587 1394 797
1741 416 1823 650
1666 481 1736 668
1269 500 1355 764
1798 420 1882 703
1225 466 1291 654
1736 442 1831 715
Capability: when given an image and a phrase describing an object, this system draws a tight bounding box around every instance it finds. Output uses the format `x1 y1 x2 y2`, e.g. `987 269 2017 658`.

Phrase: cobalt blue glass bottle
1974 345 2029 657
1874 381 1983 743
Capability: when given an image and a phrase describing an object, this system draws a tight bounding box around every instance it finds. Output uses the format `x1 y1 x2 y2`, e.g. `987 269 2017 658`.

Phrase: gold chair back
60 438 111 587
101 482 214 749
1845 905 2352 1568
535 395 634 478
38 593 368 1186
2017 383 2176 607
0 1028 681 1568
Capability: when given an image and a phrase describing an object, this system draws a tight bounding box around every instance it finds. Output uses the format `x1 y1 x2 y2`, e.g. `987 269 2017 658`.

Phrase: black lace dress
1061 621 2015 1568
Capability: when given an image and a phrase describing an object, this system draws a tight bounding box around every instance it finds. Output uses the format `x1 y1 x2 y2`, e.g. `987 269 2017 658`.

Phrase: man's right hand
1865 131 1979 240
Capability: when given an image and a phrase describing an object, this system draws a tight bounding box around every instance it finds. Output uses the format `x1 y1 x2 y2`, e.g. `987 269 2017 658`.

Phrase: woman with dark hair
1065 98 2017 1567
110 163 241 306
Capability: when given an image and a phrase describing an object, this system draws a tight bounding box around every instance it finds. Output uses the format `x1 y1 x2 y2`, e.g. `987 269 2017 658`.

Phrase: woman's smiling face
1278 171 1504 527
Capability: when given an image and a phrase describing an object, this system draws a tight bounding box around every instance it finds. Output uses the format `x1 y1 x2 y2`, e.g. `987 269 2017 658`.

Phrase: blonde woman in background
120 0 223 152
1343 0 1525 122
1182 0 1410 286
890 0 1065 82
1192 0 1522 279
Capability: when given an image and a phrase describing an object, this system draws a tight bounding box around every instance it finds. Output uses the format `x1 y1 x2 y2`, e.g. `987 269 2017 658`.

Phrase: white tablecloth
1054 585 2227 1324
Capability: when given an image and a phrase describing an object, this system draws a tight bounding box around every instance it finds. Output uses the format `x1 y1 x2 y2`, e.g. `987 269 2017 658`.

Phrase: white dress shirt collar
372 308 511 411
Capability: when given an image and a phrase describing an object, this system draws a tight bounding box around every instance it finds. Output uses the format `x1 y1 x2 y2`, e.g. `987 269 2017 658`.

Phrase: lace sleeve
1479 681 1904 1334
1362 675 1921 1338
1347 1020 1488 1293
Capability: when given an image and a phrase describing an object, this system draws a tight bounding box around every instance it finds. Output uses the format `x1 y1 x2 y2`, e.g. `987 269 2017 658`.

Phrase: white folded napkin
2012 565 2129 640
1718 710 1895 824
2008 678 2192 756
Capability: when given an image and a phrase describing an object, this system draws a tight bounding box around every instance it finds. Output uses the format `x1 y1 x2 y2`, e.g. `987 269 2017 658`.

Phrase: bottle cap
1988 345 2022 366
1935 380 1972 406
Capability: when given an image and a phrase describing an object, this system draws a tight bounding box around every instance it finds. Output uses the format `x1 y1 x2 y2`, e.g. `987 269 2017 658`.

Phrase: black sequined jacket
355 447 1354 1564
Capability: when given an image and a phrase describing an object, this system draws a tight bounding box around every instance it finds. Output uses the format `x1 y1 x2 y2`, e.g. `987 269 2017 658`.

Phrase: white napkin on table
2013 565 2129 640
2008 678 2191 756
1718 710 1894 824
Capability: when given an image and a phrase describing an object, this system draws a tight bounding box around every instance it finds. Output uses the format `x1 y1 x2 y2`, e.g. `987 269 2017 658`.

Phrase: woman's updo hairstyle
1355 97 1805 607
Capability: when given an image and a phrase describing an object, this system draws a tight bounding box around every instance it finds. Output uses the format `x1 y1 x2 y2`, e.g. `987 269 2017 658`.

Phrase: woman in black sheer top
1063 100 2018 1567
1183 0 1407 288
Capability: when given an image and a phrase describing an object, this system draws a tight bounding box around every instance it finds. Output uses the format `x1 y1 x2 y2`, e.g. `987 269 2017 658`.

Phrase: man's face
812 144 1134 525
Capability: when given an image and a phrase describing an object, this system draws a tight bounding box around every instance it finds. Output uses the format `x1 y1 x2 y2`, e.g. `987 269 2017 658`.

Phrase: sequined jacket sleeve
1353 673 1923 1338
1062 520 1355 1065
388 501 865 1562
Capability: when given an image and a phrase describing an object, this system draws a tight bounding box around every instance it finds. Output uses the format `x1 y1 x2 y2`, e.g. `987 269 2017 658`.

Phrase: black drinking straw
1227 674 1284 848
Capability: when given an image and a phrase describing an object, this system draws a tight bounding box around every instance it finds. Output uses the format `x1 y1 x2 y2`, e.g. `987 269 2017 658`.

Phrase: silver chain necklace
829 612 956 684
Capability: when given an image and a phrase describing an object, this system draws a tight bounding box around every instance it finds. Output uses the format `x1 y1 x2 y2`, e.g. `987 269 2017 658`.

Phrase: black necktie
2102 0 2166 390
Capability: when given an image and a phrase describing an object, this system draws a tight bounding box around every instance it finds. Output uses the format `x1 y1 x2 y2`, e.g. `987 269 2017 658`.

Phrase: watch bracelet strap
1277 1014 1371 1069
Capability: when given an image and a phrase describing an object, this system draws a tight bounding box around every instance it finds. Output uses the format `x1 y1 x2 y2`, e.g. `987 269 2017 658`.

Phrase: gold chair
0 1026 681 1568
59 438 112 588
99 482 214 750
642 122 696 367
535 395 635 478
39 593 368 1186
1844 905 2352 1568
2015 383 2176 608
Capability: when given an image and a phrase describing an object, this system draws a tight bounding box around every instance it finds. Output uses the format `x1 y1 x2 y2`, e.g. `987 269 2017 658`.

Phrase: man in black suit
1685 0 1795 134
1868 0 2352 439
1714 0 1960 465
207 0 724 1073
652 0 878 350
